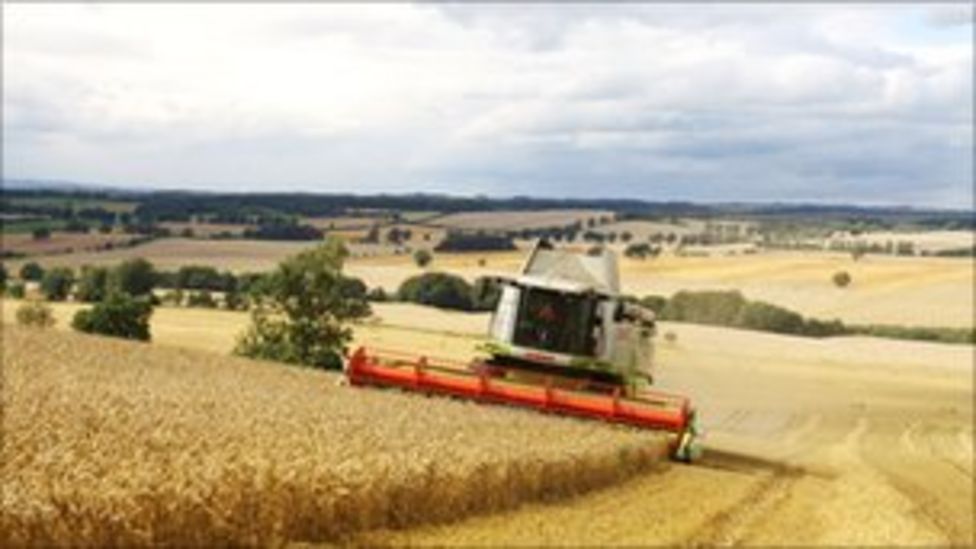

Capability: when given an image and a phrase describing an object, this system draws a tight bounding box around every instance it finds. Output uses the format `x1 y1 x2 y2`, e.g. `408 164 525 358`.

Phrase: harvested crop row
1 326 669 546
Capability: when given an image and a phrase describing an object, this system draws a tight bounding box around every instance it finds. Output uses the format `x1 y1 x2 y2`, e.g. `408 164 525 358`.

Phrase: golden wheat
1 325 668 546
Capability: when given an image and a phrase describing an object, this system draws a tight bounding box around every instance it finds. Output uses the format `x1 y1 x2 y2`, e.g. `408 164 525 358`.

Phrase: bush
40 267 75 301
367 287 388 302
72 293 153 341
243 223 323 241
339 276 369 303
75 266 110 302
624 243 659 259
172 265 237 292
398 272 474 311
0 263 7 291
735 301 805 335
832 271 852 288
235 238 370 370
413 249 432 268
236 273 266 295
660 290 748 326
186 290 217 308
848 324 976 345
7 282 26 298
640 295 668 315
434 233 516 252
16 299 55 328
109 258 157 297
20 261 45 282
801 318 848 337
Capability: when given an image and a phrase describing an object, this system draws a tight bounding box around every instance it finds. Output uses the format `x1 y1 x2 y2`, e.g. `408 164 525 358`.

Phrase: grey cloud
3 4 972 207
925 5 974 27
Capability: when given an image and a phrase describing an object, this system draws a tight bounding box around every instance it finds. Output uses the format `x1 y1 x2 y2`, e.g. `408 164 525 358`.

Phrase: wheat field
1 325 669 546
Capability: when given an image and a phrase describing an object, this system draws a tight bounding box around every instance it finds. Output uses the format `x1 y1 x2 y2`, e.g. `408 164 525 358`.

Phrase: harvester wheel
673 410 703 463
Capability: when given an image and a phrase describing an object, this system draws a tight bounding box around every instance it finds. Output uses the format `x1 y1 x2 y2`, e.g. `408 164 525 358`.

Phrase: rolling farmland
2 300 971 545
8 241 973 327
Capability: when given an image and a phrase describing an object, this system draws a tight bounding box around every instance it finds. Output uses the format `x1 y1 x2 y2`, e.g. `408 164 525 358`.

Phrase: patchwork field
1 231 141 257
158 221 253 238
430 209 614 231
3 299 971 545
4 238 318 273
5 244 973 328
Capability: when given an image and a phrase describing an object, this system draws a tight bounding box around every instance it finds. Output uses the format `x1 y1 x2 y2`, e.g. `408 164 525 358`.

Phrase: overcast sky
3 3 973 207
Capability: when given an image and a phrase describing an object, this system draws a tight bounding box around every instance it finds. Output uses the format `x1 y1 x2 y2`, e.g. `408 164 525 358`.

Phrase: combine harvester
345 240 702 461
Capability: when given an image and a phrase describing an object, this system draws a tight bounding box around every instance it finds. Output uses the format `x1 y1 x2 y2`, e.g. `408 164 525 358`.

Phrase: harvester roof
519 241 620 295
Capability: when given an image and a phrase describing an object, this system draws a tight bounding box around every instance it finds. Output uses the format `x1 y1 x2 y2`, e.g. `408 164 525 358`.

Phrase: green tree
367 287 388 302
108 258 156 297
75 266 110 302
20 261 45 282
235 238 370 369
832 271 852 288
398 272 474 311
0 263 7 292
72 293 153 341
40 267 75 301
339 276 369 303
471 276 501 311
413 249 433 268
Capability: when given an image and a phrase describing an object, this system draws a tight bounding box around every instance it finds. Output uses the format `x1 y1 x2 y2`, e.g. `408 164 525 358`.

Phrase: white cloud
2 3 972 206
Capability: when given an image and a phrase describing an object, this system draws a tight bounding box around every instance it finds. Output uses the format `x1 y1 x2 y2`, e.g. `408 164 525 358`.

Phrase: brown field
304 215 391 230
158 221 253 237
1 231 140 257
3 238 319 273
430 209 614 231
590 219 703 240
2 299 971 545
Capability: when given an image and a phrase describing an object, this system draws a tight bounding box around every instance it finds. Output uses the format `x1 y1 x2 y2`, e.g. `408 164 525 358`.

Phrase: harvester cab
479 240 658 396
345 240 702 462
